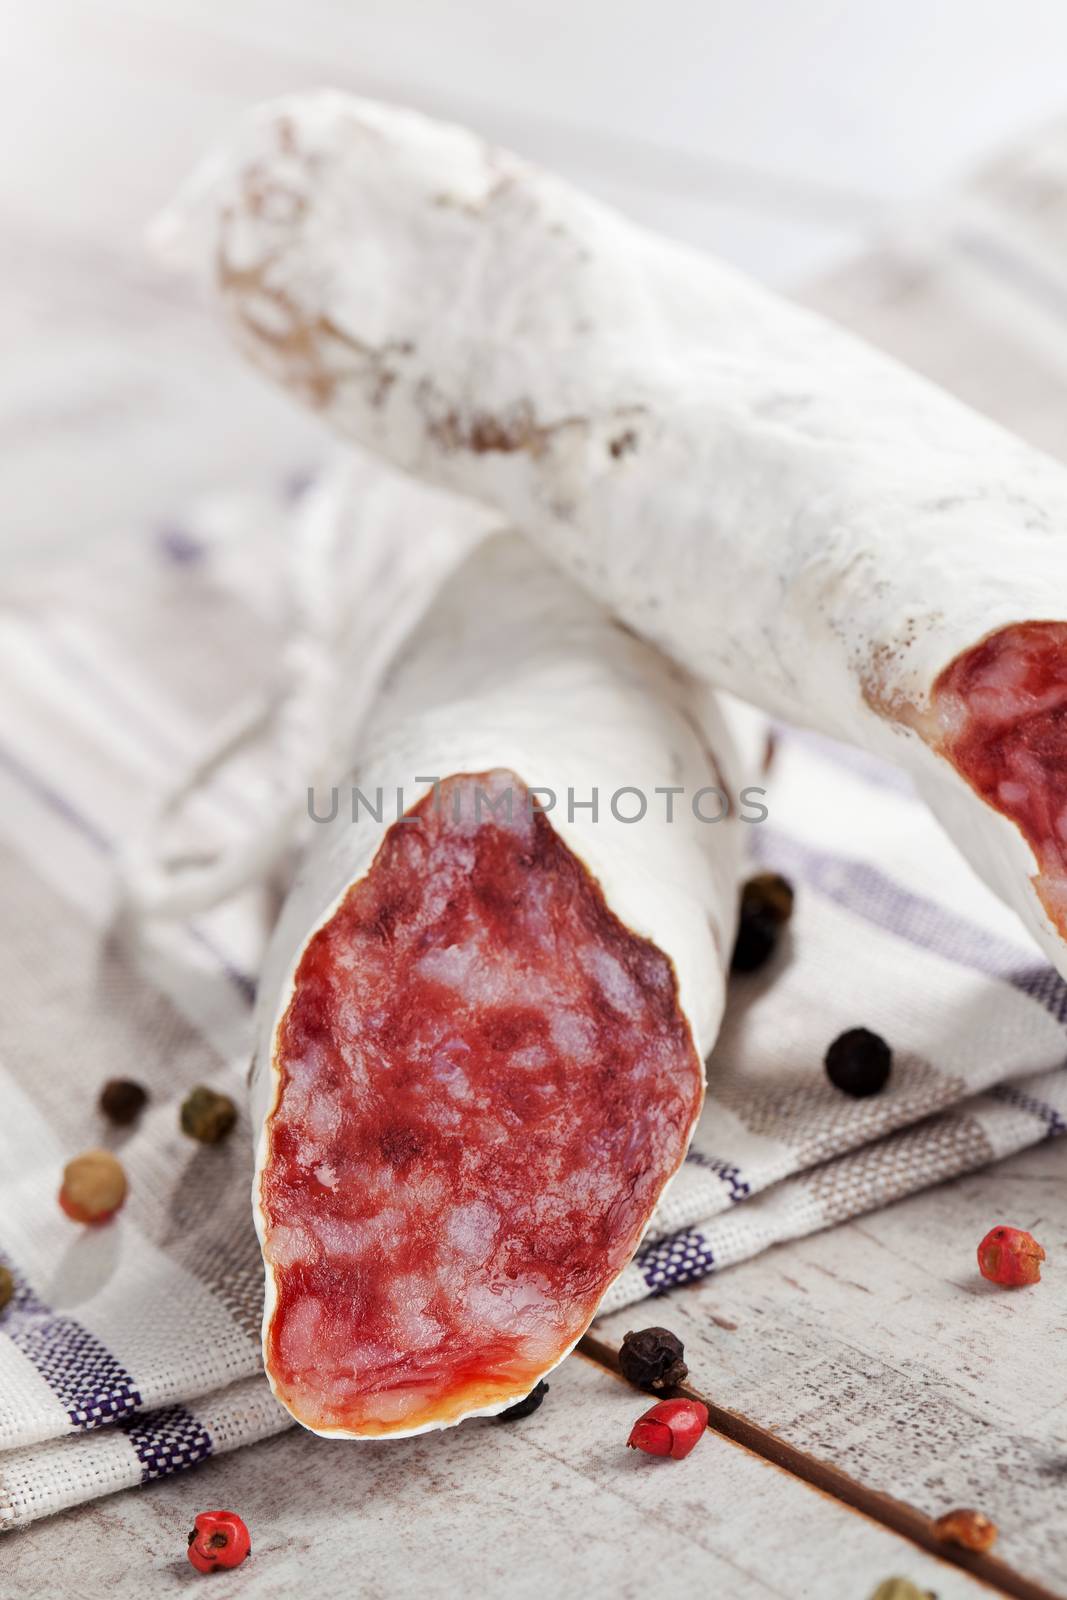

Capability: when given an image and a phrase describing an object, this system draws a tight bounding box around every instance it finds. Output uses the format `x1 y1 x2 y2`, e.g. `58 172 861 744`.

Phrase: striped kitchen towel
5 120 1067 1527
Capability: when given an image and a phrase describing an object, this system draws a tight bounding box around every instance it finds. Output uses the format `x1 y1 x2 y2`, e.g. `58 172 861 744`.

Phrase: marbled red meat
934 622 1067 933
260 770 702 1436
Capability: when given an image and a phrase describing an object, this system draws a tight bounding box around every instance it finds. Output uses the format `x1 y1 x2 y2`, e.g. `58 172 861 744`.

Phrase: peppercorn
741 872 795 927
618 1326 688 1394
731 910 778 973
824 1027 892 1098
187 1510 251 1573
496 1380 548 1421
977 1225 1045 1287
627 1397 707 1460
180 1086 238 1145
731 872 795 974
59 1149 127 1224
0 1264 13 1314
869 1582 934 1600
932 1507 998 1552
98 1078 148 1127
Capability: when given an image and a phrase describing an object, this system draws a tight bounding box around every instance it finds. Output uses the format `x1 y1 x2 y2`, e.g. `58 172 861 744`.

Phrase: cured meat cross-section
250 521 746 1436
263 772 703 1435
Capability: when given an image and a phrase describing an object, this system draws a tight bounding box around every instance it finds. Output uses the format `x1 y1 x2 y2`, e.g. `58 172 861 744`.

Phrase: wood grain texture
4 5 1067 1594
3 1352 996 1600
597 1143 1067 1596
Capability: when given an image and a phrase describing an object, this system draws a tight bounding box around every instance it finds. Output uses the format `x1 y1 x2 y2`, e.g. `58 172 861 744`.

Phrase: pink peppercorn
933 1507 998 1552
187 1510 251 1573
58 1150 127 1225
977 1225 1045 1287
627 1397 708 1460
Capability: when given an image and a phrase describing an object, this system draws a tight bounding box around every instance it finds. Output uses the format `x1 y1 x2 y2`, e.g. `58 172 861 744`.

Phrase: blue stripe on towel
0 1253 142 1429
684 1150 752 1202
0 1257 216 1476
120 1403 214 1482
636 1229 716 1292
775 725 917 797
752 827 1067 1028
989 1078 1067 1138
0 737 255 1004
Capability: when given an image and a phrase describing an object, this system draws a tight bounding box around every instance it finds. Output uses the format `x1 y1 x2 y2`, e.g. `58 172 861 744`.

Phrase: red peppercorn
932 1508 998 1552
187 1510 251 1573
627 1397 708 1460
977 1225 1045 1287
58 1150 127 1225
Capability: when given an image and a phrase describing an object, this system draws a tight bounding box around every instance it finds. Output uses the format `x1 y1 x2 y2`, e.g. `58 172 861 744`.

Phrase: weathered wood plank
4 1351 995 1600
4 8 1067 1594
596 1142 1067 1596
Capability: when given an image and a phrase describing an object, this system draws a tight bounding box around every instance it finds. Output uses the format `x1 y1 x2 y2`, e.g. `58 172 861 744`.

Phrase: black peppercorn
180 1086 238 1145
99 1078 149 1127
741 872 795 927
731 910 778 973
731 872 795 974
496 1380 548 1421
825 1028 892 1098
618 1326 688 1393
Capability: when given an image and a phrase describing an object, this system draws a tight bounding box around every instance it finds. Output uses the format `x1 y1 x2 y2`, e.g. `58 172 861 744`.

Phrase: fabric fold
4 116 1067 1525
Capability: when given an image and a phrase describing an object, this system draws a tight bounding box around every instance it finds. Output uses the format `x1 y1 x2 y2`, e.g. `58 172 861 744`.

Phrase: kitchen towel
3 120 1067 1528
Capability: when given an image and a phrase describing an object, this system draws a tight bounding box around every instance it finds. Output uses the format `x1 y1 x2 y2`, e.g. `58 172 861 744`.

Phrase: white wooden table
4 6 1067 1596
6 1144 1063 1599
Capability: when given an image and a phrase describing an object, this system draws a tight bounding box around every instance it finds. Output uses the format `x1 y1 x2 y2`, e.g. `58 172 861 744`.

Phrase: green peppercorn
825 1028 892 1098
869 1581 934 1600
99 1078 148 1126
496 1381 548 1422
619 1326 688 1393
0 1264 14 1314
180 1086 238 1145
